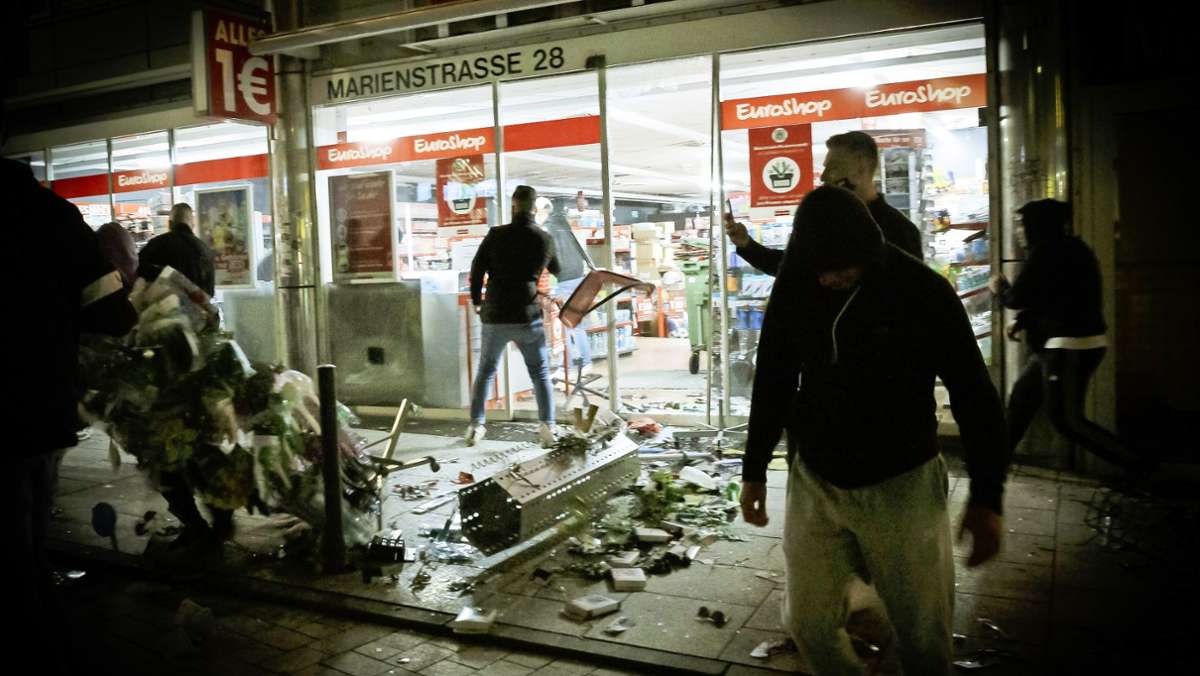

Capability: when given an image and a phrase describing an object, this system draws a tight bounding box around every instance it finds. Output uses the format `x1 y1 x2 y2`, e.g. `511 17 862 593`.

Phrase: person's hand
724 213 751 248
740 480 770 527
958 504 1002 567
473 304 481 315
987 274 1008 295
1005 320 1022 341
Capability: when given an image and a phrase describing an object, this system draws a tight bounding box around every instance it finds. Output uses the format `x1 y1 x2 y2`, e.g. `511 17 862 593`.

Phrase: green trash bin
682 260 711 374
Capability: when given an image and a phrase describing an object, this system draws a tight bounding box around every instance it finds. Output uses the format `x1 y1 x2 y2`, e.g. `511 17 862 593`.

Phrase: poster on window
328 171 397 280
749 124 814 208
436 154 488 231
195 186 256 288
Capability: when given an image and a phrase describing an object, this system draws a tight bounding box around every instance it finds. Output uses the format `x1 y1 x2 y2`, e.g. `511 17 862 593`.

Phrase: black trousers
12 450 69 672
160 470 234 537
1007 347 1140 468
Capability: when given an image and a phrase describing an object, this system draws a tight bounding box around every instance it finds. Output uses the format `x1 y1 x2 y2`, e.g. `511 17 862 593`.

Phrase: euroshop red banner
749 124 814 208
436 155 487 228
504 116 600 152
317 128 495 170
722 74 987 130
51 174 109 199
176 154 269 185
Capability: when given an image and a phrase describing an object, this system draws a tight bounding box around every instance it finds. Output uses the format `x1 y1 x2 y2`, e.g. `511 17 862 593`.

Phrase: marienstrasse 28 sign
193 10 276 124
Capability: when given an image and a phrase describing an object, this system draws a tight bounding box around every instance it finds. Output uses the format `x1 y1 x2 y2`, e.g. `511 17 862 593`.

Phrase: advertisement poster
195 186 255 288
436 154 488 228
329 172 396 279
749 124 814 208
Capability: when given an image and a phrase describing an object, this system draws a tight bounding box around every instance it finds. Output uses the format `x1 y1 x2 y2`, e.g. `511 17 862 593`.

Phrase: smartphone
725 198 734 221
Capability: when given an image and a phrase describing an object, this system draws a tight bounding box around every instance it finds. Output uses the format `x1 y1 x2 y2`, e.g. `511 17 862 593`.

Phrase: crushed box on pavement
610 567 647 592
564 594 621 621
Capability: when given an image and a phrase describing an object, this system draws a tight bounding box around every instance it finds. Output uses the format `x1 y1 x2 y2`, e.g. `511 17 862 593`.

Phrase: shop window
50 139 111 228
607 56 715 415
5 150 47 184
110 132 172 244
173 121 273 286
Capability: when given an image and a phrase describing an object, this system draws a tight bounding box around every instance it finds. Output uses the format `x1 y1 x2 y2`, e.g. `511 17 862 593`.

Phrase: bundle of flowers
79 267 378 546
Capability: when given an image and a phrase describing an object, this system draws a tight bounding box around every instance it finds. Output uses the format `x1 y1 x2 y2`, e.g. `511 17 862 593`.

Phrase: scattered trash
754 570 781 581
427 541 478 563
607 551 640 568
977 617 1010 640
530 568 554 583
175 599 215 642
634 527 672 543
410 568 432 594
451 472 475 485
51 570 88 587
564 594 621 621
679 466 717 491
627 416 663 436
665 544 692 567
603 615 636 635
953 633 968 648
394 480 440 500
751 637 796 659
450 606 496 634
696 606 728 628
610 567 647 592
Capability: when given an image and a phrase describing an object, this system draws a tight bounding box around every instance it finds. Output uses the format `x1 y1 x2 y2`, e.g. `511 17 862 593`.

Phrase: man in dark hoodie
726 131 924 274
990 199 1143 470
740 186 1007 675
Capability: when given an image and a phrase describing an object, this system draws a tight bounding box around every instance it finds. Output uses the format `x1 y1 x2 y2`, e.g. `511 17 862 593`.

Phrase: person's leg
782 461 871 676
1006 354 1046 453
1044 348 1141 468
209 506 235 541
159 470 209 530
469 323 511 425
851 456 955 676
514 320 556 424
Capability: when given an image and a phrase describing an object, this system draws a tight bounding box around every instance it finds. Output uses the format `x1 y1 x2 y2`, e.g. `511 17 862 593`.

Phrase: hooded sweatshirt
998 200 1106 350
743 186 1009 514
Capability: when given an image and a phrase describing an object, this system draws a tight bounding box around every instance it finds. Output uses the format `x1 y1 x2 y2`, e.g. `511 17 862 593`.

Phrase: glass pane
607 56 715 419
314 85 504 414
50 139 111 228
174 121 273 285
111 131 172 240
501 71 604 416
720 23 989 423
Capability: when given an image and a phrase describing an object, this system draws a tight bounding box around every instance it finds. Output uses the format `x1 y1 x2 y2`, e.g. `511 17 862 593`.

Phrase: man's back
139 226 216 296
470 215 560 324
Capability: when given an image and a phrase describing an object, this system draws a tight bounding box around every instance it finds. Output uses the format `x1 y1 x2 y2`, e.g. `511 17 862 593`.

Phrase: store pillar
270 52 322 376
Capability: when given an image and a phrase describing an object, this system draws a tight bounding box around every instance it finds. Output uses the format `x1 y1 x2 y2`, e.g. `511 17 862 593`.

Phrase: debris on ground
751 637 797 659
134 510 158 536
610 567 647 591
679 466 717 491
564 594 620 621
634 527 672 543
627 416 663 437
953 648 1014 670
175 599 215 642
603 615 636 635
607 551 640 568
450 606 496 634
696 606 728 628
394 480 440 499
450 472 475 485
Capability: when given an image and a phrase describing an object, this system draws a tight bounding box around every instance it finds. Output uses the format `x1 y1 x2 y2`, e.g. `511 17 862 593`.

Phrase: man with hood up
738 186 1008 675
989 199 1144 470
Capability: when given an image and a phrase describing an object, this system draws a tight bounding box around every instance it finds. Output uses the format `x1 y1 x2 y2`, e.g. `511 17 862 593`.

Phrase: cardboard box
610 567 647 592
608 551 640 568
635 527 673 543
564 594 621 621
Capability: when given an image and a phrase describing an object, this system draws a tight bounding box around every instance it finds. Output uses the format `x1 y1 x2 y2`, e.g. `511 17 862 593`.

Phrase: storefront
303 3 997 428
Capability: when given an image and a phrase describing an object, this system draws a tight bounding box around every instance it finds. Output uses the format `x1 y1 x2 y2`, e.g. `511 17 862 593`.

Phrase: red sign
504 116 600 152
202 11 276 124
112 168 170 193
175 154 269 185
317 127 495 170
722 74 987 130
328 172 394 276
51 174 109 199
436 155 487 228
749 124 814 208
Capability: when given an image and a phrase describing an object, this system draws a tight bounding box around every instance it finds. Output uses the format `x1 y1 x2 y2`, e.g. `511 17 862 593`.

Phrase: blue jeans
470 320 555 424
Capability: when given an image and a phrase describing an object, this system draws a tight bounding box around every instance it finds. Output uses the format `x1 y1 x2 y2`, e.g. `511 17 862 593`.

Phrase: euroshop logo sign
326 144 395 165
414 134 488 155
113 169 170 193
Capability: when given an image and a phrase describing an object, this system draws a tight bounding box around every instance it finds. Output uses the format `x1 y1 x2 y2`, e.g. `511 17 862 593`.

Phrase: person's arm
933 277 1009 514
997 249 1049 310
736 239 785 276
544 232 561 277
470 232 492 307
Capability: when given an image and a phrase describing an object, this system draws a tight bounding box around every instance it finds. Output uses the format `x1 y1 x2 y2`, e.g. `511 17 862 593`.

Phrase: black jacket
736 195 923 274
8 158 136 456
998 234 1106 351
470 213 561 324
138 224 216 296
743 189 1008 514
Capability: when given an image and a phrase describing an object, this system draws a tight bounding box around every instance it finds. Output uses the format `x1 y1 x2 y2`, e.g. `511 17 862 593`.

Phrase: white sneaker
465 424 486 446
538 423 557 448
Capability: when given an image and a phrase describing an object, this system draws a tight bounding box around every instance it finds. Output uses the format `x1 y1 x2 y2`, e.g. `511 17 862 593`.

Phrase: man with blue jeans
467 185 561 447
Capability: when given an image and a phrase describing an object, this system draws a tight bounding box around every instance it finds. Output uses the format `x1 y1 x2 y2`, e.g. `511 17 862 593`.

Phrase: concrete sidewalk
49 422 1189 675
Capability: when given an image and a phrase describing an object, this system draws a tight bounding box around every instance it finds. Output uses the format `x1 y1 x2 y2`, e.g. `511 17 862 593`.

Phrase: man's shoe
538 423 557 448
465 424 486 446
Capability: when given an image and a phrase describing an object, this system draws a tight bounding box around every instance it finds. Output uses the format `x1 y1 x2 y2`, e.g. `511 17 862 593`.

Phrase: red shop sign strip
175 154 269 185
317 116 601 170
50 155 271 200
51 174 109 199
721 74 987 130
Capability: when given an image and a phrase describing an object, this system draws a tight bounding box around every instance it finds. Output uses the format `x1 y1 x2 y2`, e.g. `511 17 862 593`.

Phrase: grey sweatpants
782 455 954 676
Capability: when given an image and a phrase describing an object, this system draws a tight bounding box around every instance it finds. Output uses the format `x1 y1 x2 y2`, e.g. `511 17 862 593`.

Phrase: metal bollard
318 364 349 572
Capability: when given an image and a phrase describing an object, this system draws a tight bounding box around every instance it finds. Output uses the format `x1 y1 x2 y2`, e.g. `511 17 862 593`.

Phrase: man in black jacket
990 199 1142 470
467 185 561 447
137 202 216 296
9 157 137 670
726 131 924 272
740 186 1007 676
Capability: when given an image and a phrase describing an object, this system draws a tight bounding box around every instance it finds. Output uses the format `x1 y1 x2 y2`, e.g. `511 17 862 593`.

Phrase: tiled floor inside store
50 421 1193 675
